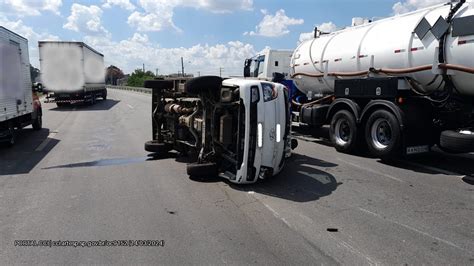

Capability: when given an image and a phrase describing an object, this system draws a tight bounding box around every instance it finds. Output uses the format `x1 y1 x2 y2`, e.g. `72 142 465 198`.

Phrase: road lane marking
127 104 134 109
337 158 405 183
35 131 58 152
262 201 379 265
397 160 465 178
358 207 470 254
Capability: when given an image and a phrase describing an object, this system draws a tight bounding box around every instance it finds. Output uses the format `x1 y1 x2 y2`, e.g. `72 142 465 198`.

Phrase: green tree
127 69 156 87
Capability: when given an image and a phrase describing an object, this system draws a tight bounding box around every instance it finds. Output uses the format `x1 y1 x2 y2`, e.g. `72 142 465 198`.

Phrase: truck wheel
144 140 171 153
32 113 42 130
365 110 401 158
186 162 218 177
185 76 222 95
144 80 173 91
56 102 64 107
330 110 358 153
102 91 107 100
439 129 474 153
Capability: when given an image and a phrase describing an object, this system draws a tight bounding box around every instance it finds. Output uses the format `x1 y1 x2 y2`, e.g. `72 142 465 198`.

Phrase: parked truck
38 41 107 106
144 76 297 184
0 26 42 146
246 0 474 158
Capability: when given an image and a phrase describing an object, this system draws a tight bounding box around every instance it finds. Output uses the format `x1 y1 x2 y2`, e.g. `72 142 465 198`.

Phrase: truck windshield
249 55 265 77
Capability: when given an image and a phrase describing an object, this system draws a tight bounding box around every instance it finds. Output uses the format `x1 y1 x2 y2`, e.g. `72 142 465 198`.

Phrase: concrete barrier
106 85 151 94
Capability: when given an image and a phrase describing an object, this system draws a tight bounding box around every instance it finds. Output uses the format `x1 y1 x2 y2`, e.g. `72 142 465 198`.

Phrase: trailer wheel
32 112 42 130
185 76 222 95
439 129 474 153
330 110 358 153
186 162 218 177
144 140 171 153
365 110 401 158
102 90 107 100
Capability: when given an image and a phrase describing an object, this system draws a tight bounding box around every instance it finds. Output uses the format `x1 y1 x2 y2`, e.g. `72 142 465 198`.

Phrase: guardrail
107 85 151 94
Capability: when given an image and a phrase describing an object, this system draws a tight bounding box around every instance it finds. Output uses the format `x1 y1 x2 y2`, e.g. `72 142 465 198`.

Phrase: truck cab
244 49 293 80
144 76 295 184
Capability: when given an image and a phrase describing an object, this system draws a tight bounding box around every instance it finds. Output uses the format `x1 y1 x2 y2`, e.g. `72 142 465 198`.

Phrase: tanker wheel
439 129 474 153
365 109 401 158
330 110 358 153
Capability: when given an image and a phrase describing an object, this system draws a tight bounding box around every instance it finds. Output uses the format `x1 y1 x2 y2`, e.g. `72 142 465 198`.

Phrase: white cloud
84 34 256 76
244 9 303 37
63 4 109 36
392 0 445 15
128 0 253 32
3 0 62 16
102 0 135 11
0 17 59 67
298 22 338 44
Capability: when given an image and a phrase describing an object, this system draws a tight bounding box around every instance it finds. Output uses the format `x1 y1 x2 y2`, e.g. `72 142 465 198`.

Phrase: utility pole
155 68 159 76
142 63 145 72
219 67 224 77
181 57 185 77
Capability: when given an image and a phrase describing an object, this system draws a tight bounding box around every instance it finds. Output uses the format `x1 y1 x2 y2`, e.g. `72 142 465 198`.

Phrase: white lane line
397 160 465 178
337 158 405 183
127 104 134 109
35 131 58 152
358 207 470 254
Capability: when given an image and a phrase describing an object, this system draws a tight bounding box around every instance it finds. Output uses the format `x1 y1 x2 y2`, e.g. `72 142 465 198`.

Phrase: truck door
8 40 27 113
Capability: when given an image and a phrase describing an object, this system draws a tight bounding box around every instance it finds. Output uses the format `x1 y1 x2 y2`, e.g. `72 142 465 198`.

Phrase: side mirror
244 59 251 77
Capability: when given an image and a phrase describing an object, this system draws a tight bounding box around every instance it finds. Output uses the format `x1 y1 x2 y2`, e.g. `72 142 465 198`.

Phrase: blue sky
0 0 445 76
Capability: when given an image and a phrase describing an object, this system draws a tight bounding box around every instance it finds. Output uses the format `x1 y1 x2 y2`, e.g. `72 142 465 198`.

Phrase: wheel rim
371 118 392 149
335 118 351 146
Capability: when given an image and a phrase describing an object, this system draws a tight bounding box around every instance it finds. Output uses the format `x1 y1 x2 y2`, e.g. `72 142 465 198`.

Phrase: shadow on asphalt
379 148 474 182
49 99 120 112
0 128 59 175
189 153 342 202
232 153 342 202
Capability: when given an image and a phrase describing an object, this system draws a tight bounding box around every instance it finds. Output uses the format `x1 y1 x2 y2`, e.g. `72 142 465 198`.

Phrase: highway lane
0 88 473 264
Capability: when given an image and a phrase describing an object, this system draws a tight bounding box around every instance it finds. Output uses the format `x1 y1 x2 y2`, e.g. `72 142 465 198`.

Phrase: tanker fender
327 98 362 123
360 100 406 130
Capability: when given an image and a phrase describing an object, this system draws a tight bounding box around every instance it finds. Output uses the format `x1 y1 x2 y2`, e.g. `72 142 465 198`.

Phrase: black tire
32 112 42 131
102 90 107 100
186 162 218 177
56 102 64 107
144 80 173 91
365 109 402 158
439 130 474 153
144 140 171 153
185 76 222 95
329 110 358 153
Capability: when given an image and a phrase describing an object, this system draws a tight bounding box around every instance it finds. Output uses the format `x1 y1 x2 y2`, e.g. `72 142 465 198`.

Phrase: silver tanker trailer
289 0 474 157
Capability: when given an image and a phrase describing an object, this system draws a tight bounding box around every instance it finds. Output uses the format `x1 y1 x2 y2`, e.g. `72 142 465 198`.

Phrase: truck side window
275 61 279 67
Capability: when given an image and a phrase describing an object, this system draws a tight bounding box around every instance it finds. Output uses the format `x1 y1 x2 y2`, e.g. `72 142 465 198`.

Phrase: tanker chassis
287 0 474 158
143 76 296 184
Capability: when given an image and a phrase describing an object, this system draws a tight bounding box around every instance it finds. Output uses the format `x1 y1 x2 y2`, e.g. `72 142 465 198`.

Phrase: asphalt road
1 89 473 264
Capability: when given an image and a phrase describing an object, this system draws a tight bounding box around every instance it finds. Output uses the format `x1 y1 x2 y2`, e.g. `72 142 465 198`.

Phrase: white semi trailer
0 26 42 146
39 41 107 106
286 0 474 157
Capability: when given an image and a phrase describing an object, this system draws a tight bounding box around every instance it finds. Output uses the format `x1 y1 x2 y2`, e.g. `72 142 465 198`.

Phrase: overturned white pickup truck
144 76 297 184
